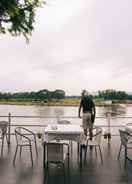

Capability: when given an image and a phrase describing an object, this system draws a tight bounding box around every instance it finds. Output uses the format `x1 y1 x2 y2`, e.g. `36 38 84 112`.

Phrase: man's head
82 90 89 97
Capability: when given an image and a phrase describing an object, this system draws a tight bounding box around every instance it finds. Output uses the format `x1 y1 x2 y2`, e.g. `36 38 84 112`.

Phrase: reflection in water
36 106 64 117
36 106 52 116
0 104 129 118
98 104 126 117
54 108 64 117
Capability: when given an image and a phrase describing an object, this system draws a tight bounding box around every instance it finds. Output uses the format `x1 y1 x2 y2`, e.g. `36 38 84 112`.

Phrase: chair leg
5 133 9 145
67 144 70 157
29 145 33 166
20 146 22 158
95 146 97 157
67 145 70 169
13 145 18 166
47 163 49 176
1 136 4 156
62 163 66 184
84 146 87 162
117 143 122 160
43 162 48 184
77 142 80 153
34 138 38 157
80 145 83 168
70 140 73 153
125 147 127 168
98 145 103 164
43 144 46 169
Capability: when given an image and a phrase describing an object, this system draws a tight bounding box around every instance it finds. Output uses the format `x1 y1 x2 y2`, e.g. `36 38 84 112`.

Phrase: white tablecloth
44 124 83 142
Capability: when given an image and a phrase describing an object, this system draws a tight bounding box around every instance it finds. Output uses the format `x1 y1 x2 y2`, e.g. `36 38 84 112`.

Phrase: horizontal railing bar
0 115 106 119
8 133 121 136
1 115 132 118
109 116 132 118
9 124 125 127
10 124 47 127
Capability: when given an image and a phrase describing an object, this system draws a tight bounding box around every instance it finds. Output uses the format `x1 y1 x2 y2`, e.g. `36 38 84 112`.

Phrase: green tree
97 89 127 100
36 89 50 101
52 90 65 100
0 0 44 41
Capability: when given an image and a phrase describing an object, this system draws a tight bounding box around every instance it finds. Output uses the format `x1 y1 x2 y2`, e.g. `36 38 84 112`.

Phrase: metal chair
43 142 69 183
87 127 103 163
80 127 103 164
118 129 132 167
0 121 8 156
13 126 38 166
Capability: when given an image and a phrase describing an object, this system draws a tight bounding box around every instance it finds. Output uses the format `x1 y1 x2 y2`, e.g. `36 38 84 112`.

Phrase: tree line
0 89 132 102
0 89 65 102
96 89 132 100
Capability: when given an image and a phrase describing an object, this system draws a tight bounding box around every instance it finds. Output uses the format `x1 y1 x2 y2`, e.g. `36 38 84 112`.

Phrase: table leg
80 145 82 168
43 143 46 169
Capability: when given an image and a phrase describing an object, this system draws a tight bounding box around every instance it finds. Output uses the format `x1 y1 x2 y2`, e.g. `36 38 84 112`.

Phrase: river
0 104 132 134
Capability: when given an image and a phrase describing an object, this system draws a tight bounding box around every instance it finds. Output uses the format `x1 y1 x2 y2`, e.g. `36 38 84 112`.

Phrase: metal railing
0 112 130 144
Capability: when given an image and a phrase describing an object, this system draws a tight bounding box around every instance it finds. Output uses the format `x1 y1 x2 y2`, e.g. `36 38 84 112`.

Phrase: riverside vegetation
0 89 132 106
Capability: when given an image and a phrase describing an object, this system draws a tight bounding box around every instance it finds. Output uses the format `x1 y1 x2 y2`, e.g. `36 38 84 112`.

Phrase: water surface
0 104 131 134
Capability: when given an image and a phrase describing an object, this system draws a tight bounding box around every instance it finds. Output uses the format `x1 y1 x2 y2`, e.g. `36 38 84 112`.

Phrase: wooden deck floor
0 136 132 184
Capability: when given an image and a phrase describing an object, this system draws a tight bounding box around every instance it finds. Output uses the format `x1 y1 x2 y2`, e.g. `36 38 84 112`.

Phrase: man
78 90 96 140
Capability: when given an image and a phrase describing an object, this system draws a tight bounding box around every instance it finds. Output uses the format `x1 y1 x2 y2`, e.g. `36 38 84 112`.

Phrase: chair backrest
119 129 128 147
15 127 23 145
45 142 64 163
93 127 102 144
0 121 8 138
15 127 30 145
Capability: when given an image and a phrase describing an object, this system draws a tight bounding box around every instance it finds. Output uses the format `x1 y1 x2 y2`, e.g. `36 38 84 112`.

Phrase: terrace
0 114 132 184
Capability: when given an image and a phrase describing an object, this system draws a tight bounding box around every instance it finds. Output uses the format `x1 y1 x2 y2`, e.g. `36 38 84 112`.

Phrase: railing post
104 112 112 141
8 112 11 145
107 112 111 141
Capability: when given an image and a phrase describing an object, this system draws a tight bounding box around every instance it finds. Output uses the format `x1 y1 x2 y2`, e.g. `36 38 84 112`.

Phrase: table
44 124 83 142
43 124 83 168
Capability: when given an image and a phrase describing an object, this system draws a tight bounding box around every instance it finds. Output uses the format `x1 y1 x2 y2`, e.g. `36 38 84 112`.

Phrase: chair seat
18 139 34 146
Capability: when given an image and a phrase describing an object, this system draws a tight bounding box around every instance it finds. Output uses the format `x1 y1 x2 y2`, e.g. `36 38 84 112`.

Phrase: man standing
78 90 96 140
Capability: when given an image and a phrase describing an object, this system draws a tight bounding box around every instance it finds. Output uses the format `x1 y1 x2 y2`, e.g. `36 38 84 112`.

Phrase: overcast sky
0 0 132 95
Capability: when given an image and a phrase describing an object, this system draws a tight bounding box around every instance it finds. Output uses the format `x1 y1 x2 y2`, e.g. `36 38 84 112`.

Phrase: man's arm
91 98 95 115
92 101 96 123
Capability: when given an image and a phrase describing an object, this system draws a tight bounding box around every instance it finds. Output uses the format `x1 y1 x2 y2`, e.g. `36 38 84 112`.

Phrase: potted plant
104 131 108 139
37 131 42 139
107 132 111 139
